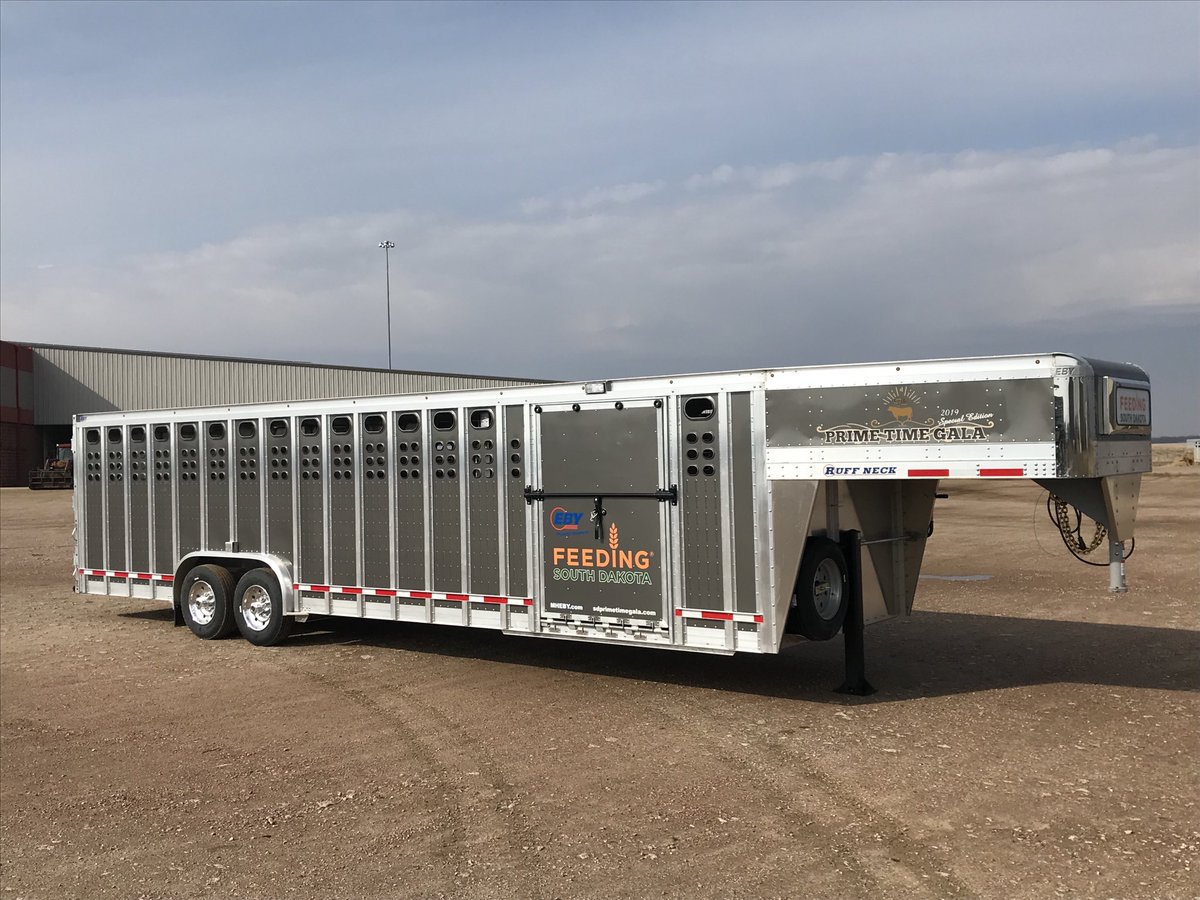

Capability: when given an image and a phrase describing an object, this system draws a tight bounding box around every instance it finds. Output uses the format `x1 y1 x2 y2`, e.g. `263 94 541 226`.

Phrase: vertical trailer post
835 529 876 696
1108 539 1127 593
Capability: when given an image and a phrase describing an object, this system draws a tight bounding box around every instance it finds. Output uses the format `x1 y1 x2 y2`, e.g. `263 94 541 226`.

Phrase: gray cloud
4 141 1196 432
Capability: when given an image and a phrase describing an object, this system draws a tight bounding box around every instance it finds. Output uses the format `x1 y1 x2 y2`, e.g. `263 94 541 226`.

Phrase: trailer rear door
531 399 672 627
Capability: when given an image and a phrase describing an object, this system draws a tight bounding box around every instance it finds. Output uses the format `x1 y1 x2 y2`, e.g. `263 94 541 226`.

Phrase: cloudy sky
2 1 1197 432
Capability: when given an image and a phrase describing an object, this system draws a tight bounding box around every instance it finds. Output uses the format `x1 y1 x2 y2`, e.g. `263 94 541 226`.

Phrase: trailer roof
14 340 556 386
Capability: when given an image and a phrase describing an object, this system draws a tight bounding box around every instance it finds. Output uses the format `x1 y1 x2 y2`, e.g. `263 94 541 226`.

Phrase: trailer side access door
529 399 674 637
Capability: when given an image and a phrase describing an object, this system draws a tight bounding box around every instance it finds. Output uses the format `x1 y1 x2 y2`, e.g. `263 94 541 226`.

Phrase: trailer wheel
179 565 238 639
787 537 849 641
233 569 293 647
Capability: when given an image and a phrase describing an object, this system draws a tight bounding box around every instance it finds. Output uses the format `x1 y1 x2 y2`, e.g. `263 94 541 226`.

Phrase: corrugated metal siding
30 347 541 424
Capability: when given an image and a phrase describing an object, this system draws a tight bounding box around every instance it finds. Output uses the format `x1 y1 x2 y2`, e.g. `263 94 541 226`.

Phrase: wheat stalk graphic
608 523 619 550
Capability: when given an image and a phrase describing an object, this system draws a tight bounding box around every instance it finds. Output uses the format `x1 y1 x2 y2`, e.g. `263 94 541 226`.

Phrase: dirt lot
2 454 1197 900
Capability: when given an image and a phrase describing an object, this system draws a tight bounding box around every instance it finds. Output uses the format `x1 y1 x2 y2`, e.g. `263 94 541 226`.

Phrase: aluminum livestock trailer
73 353 1151 690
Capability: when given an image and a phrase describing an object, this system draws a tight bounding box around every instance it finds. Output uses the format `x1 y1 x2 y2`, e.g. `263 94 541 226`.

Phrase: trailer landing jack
835 529 876 696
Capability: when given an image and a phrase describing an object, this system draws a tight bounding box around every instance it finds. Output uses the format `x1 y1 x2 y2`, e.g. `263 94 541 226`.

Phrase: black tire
179 564 238 639
232 569 293 646
787 537 849 641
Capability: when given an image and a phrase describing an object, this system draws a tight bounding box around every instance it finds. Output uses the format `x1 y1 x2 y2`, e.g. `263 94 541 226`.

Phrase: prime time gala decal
816 386 997 445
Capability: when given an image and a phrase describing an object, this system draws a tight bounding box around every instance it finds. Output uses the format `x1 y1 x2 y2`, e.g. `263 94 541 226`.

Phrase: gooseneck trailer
73 353 1151 687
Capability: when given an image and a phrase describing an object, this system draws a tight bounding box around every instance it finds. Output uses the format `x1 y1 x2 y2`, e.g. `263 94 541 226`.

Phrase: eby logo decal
549 507 584 532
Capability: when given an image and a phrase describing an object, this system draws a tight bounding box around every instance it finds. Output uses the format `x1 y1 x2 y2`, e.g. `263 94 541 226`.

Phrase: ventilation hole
510 439 520 450
484 454 493 465
435 469 444 478
86 429 100 445
108 427 122 443
398 441 408 452
472 469 482 479
331 417 351 436
400 470 409 479
130 426 146 443
281 471 288 480
300 418 320 437
398 413 420 433
702 432 714 443
483 440 493 450
702 448 715 460
510 453 521 464
435 455 444 465
687 465 699 476
447 469 456 479
238 421 256 439
686 449 698 460
446 442 455 451
410 470 420 480
447 455 456 465
703 465 715 476
684 396 716 420
686 433 698 444
364 414 385 434
433 410 456 431
486 469 494 479
270 419 288 437
511 468 521 478
376 470 385 479
410 456 420 467
470 409 493 430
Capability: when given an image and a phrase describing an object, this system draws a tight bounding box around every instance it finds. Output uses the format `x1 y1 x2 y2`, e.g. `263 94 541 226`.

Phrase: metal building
0 340 544 487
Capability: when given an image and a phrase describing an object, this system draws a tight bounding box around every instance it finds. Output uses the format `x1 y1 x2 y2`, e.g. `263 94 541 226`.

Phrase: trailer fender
173 552 295 619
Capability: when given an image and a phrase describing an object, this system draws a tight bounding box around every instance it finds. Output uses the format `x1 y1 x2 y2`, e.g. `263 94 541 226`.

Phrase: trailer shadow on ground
122 607 1199 703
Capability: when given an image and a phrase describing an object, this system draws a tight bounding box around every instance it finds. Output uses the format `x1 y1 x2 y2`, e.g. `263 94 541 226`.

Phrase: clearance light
583 381 610 395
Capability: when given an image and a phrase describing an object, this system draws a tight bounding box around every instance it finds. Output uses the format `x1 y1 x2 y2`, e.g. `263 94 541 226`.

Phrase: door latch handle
590 497 607 541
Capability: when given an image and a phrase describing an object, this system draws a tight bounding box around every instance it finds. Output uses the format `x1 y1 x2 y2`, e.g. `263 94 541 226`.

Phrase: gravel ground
1 458 1197 900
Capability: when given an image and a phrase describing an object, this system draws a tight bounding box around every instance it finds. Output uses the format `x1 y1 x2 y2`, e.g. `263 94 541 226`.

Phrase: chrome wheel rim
240 584 272 632
187 580 217 625
812 559 843 620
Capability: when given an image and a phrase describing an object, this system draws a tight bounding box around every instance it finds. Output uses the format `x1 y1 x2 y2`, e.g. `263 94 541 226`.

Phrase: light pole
379 240 395 369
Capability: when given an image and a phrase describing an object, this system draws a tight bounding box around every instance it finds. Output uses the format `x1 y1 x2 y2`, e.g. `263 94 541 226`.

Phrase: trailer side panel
504 405 528 597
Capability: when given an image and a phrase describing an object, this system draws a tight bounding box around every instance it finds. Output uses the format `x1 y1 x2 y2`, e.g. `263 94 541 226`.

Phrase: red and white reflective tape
674 608 763 624
295 583 533 606
78 568 173 582
904 466 1026 478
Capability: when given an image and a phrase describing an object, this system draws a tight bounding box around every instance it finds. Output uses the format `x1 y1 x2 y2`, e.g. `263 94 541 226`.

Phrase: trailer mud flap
531 400 674 628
